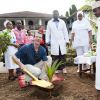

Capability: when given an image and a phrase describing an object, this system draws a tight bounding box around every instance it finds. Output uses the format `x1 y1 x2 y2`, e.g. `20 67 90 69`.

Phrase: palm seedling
45 60 63 82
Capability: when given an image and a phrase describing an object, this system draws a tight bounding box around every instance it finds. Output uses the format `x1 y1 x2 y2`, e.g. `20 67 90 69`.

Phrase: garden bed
0 66 99 100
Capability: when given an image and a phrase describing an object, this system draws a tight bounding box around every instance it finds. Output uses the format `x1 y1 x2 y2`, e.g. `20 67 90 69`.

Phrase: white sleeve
63 21 69 43
46 22 51 44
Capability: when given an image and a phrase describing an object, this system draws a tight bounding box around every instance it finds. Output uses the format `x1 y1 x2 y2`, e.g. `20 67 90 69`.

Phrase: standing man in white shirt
92 0 100 90
46 10 69 73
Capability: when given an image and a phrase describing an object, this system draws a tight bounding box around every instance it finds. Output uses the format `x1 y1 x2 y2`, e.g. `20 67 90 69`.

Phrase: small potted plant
45 60 64 96
45 60 63 82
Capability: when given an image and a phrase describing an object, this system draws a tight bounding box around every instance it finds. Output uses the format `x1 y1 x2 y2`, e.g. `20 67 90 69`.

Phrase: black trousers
51 47 67 70
16 44 25 75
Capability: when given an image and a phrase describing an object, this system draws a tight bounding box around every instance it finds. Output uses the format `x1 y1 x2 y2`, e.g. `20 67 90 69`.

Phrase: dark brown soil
0 66 100 100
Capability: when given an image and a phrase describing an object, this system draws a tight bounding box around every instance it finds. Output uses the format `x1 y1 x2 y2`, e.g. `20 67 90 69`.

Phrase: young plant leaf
45 60 63 81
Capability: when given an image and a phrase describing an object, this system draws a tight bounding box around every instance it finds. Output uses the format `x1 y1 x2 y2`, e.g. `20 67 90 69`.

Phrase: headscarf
4 20 11 28
92 1 100 9
72 11 92 31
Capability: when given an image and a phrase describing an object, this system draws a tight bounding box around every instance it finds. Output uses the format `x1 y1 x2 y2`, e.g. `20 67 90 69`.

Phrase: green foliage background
0 32 11 60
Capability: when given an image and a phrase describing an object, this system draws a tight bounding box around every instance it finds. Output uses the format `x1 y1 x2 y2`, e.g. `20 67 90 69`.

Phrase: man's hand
89 39 92 45
46 43 50 46
66 43 69 48
9 43 19 48
70 39 73 46
12 55 24 68
89 40 92 48
13 44 20 48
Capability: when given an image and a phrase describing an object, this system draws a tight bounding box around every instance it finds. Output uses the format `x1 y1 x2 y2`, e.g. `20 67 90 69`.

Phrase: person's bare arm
12 55 25 68
10 43 20 48
88 31 92 45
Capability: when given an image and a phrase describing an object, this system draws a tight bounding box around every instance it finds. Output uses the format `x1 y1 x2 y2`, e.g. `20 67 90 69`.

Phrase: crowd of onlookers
1 19 47 81
1 1 100 91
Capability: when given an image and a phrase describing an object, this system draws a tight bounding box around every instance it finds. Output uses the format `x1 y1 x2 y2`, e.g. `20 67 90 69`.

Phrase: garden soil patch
0 66 100 100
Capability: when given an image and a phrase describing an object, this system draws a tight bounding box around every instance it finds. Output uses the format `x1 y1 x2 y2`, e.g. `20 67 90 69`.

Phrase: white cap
4 20 10 27
92 1 100 9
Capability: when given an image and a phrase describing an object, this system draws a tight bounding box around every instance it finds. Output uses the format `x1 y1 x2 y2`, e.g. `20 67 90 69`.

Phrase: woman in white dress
71 11 92 71
71 11 92 56
3 20 19 80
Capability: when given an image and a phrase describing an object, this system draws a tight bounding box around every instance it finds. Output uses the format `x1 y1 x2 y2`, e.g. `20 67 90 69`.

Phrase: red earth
0 66 100 100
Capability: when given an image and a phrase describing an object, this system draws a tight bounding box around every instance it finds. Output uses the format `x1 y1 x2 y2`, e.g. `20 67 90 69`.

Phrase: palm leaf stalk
45 60 63 82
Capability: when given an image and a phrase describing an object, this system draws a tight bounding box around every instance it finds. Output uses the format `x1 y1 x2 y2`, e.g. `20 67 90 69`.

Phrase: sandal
8 76 16 81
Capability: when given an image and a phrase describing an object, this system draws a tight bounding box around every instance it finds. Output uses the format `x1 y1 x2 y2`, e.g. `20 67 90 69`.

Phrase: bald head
53 10 59 20
16 20 22 30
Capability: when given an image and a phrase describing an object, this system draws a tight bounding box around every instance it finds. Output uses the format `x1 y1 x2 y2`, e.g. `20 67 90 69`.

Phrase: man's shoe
63 68 67 74
55 70 62 74
8 76 16 81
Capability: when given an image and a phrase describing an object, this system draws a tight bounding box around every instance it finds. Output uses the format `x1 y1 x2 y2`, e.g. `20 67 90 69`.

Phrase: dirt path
0 66 100 100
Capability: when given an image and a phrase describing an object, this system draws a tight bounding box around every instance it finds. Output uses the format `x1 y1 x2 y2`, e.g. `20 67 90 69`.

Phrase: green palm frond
52 60 63 73
45 60 63 81
80 5 92 11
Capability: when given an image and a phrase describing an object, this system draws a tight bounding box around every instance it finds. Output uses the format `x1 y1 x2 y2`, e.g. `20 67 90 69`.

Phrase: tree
69 8 72 16
69 4 77 16
80 5 92 11
65 11 69 18
84 0 97 43
71 4 77 14
65 4 77 17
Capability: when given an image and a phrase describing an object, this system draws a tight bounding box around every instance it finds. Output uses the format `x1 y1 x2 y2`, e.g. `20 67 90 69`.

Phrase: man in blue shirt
12 33 52 82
